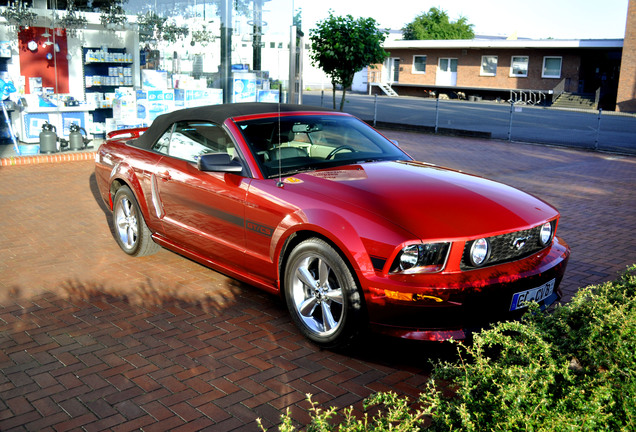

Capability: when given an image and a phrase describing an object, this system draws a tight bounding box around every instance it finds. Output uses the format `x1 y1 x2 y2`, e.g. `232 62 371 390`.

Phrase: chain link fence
303 91 636 155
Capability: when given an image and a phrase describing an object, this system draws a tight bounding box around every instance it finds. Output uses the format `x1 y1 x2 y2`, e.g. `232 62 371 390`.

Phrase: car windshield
235 114 411 178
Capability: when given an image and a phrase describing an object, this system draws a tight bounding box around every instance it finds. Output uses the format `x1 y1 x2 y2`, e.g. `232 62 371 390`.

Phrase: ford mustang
94 103 570 348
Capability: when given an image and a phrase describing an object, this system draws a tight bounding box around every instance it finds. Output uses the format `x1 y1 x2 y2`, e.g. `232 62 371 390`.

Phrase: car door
149 120 250 268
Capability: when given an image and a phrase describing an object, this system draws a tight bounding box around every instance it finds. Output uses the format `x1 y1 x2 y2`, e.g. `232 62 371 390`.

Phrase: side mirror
390 139 399 147
197 153 243 173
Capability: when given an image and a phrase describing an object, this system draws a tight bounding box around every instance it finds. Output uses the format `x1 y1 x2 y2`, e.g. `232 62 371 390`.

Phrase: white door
436 58 458 86
384 57 400 83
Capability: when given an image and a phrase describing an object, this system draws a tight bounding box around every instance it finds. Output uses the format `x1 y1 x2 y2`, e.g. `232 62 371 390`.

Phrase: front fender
273 206 416 281
106 160 152 223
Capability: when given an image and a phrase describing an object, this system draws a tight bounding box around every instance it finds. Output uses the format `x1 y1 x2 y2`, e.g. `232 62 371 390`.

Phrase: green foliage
137 11 189 44
257 392 428 431
424 265 636 431
309 11 389 111
403 7 474 40
99 3 128 28
266 266 636 431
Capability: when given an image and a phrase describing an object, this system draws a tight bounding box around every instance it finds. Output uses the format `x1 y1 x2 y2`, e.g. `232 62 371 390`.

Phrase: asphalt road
301 91 636 155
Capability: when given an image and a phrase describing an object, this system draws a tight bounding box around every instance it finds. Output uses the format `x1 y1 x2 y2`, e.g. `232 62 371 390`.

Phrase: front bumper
362 237 570 341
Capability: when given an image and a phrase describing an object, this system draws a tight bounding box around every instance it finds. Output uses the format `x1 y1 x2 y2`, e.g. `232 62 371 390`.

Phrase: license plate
510 279 555 311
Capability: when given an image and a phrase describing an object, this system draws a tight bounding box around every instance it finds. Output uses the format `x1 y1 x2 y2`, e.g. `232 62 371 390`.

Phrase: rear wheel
284 238 364 348
112 186 160 257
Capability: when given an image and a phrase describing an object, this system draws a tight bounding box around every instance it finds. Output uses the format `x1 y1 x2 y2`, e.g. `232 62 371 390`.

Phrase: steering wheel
326 145 355 160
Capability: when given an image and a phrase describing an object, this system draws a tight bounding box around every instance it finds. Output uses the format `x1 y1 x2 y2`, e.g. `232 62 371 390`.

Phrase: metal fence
303 91 636 155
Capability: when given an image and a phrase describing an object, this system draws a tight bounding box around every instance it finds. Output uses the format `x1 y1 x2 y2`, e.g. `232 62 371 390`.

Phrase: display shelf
85 60 133 65
82 47 133 123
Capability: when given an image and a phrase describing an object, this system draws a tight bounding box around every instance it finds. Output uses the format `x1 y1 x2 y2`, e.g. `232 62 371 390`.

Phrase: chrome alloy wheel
114 196 139 252
290 255 345 337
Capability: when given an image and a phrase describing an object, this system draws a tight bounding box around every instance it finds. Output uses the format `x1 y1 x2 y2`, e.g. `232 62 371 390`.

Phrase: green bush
262 265 636 431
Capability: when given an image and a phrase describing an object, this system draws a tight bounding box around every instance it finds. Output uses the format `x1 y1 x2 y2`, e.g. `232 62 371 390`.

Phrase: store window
542 56 562 78
413 55 427 73
480 55 498 76
510 56 529 77
0 0 300 145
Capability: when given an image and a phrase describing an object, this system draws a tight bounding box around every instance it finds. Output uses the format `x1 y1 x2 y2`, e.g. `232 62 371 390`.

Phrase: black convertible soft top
131 103 335 150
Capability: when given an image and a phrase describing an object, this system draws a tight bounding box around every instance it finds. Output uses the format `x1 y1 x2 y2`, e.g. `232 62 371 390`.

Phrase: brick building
369 38 623 110
617 0 636 112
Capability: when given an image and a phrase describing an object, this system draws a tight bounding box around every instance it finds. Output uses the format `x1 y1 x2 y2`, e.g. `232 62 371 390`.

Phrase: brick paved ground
0 133 634 431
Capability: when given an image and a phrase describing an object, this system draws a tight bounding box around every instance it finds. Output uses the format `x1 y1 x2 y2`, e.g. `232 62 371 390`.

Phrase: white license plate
510 279 555 311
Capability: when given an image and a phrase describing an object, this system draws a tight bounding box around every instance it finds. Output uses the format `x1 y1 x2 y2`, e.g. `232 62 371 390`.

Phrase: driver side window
151 121 235 163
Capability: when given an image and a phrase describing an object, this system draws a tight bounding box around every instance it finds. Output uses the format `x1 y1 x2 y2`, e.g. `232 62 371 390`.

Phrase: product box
112 88 137 121
141 70 168 90
136 90 174 123
174 88 223 108
233 73 257 103
258 90 280 103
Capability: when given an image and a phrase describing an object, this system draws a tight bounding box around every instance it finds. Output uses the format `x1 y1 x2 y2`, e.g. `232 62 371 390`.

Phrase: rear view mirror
197 153 243 173
292 123 322 133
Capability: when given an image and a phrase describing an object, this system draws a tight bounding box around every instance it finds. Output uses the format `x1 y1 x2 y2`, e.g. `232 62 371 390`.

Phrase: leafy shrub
262 266 636 431
258 392 428 432
424 264 636 431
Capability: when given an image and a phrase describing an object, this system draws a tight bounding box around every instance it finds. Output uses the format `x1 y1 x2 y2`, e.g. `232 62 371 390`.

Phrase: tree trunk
339 88 347 112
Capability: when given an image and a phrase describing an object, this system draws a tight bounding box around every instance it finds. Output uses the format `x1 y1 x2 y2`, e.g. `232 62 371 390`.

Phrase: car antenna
276 100 284 187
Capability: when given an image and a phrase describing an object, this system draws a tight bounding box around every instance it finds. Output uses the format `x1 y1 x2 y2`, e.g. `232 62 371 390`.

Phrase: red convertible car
95 103 570 348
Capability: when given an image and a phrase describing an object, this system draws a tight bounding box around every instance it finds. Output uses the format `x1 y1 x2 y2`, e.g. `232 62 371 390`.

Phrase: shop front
0 0 299 155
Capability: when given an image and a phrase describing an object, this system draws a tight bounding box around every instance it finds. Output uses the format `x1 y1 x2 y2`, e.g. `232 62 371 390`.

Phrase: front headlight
539 221 553 246
470 238 489 267
390 242 450 274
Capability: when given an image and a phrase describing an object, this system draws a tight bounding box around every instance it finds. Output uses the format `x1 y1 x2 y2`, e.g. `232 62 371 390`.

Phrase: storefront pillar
220 0 233 104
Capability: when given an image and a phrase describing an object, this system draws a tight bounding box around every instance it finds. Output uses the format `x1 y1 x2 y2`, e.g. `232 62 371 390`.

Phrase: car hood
294 160 558 240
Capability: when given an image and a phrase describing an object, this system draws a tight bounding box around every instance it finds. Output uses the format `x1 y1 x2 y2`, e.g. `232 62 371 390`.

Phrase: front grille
460 224 550 270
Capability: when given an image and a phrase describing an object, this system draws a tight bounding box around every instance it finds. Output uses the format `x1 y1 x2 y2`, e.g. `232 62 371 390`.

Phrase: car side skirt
151 233 280 296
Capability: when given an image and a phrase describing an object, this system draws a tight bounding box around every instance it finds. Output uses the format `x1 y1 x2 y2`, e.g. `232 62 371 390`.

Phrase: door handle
157 171 171 181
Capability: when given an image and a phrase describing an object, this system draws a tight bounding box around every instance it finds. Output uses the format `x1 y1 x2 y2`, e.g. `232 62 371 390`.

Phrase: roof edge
383 39 624 49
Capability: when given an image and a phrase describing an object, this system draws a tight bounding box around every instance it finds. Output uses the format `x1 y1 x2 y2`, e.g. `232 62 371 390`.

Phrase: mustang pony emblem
512 236 530 251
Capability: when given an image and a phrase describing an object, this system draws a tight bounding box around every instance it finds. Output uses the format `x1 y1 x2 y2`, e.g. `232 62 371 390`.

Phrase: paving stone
0 133 634 430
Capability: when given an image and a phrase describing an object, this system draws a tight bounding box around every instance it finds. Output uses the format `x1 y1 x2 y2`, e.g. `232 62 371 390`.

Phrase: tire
112 186 160 257
284 238 364 348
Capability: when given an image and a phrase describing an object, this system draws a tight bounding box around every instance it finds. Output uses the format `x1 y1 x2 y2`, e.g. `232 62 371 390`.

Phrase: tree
403 7 474 40
310 12 389 111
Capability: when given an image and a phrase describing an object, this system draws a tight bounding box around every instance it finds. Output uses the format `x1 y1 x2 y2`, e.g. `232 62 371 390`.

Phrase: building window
510 56 529 77
542 56 562 78
270 42 276 48
480 55 497 76
413 55 427 73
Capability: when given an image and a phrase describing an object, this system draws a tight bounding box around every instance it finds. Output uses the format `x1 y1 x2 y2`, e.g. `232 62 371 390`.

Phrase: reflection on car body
95 103 570 348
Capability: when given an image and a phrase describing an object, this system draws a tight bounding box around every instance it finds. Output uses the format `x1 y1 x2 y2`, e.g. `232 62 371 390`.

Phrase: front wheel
284 238 364 348
112 186 160 257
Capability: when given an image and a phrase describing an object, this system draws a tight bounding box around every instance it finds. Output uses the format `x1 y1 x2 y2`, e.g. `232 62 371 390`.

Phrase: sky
286 0 629 40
